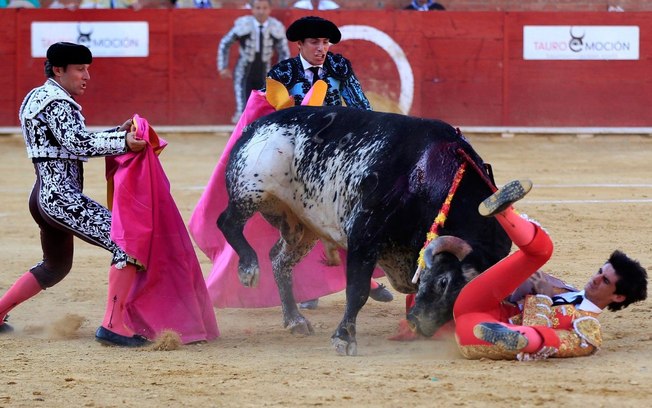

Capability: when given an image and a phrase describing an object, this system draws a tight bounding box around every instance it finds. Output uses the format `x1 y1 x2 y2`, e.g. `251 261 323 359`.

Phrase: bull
218 106 512 355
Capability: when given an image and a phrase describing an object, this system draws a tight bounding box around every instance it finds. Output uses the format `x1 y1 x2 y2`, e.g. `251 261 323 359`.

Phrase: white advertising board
523 26 639 60
31 22 149 58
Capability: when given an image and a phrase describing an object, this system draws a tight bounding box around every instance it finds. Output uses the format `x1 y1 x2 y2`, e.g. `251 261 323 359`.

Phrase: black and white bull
218 106 512 355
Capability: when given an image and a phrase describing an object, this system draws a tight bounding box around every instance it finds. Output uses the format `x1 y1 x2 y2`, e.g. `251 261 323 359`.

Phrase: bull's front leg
331 251 377 356
217 204 260 286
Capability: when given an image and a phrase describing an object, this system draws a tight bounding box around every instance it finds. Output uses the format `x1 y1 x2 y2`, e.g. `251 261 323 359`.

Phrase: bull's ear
462 265 480 282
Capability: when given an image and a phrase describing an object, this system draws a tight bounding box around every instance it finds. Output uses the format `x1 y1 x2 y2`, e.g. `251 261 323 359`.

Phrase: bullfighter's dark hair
608 250 648 311
43 60 54 78
44 60 56 78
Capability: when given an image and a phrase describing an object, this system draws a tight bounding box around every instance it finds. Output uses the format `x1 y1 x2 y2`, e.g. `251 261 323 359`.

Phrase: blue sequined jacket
267 52 371 110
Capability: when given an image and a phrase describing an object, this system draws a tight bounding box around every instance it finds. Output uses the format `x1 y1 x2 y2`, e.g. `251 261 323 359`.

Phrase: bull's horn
424 236 472 268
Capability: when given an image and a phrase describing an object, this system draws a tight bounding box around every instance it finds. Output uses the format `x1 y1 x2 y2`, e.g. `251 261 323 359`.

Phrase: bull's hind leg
265 214 319 336
217 203 260 287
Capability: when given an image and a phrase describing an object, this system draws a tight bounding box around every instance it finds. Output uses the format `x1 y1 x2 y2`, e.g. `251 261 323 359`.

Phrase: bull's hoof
331 337 357 356
238 266 260 287
298 299 319 310
288 319 314 336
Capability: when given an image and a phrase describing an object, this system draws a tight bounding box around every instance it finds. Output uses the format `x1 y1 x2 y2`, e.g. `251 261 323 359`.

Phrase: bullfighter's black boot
95 326 150 347
369 283 393 302
0 316 14 334
473 322 529 351
478 179 532 217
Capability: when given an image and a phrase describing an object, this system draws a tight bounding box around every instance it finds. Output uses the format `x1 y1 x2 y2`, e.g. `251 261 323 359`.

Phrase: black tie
309 66 320 85
258 25 264 54
551 294 583 306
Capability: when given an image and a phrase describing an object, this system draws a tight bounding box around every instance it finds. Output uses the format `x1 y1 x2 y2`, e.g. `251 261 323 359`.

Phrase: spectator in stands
218 0 290 124
404 0 445 11
48 0 80 8
292 0 339 10
79 0 131 7
6 0 40 7
79 0 172 8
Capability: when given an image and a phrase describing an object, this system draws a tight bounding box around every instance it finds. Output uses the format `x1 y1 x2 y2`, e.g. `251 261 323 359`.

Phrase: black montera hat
46 42 93 66
286 16 341 44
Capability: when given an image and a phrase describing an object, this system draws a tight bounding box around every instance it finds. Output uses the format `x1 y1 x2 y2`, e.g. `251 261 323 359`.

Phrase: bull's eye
438 277 449 291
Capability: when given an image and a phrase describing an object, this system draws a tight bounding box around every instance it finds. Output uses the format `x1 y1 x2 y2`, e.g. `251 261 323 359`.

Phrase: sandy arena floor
0 131 651 407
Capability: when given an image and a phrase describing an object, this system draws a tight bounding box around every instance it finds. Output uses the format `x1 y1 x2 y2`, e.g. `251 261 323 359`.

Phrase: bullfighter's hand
126 131 146 152
219 69 232 79
528 271 554 297
119 118 134 132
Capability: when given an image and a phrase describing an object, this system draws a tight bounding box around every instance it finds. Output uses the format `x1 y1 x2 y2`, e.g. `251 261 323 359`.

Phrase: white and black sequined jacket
19 79 127 162
217 15 289 72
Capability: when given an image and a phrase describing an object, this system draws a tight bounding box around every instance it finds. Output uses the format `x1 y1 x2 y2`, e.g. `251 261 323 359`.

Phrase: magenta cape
107 116 219 343
189 91 382 308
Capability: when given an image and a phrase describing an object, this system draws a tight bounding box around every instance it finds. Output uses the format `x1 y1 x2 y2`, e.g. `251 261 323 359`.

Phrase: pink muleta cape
106 115 219 343
189 82 383 308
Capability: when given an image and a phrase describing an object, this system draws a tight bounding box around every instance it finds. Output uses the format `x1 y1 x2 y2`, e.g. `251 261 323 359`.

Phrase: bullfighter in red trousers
454 179 647 360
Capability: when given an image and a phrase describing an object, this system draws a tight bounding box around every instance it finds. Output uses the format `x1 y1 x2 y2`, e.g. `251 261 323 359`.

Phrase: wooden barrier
1 9 650 127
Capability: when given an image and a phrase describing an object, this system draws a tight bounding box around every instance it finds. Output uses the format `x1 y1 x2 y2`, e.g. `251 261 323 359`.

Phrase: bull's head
406 236 479 337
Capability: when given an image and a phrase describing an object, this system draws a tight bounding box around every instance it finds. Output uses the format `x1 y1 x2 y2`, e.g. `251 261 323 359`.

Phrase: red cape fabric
106 116 219 343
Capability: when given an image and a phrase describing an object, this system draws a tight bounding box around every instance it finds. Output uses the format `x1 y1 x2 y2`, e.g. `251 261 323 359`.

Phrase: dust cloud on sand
0 133 651 407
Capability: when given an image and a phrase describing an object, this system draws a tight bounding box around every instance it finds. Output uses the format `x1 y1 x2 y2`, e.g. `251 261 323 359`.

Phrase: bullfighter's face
298 38 331 66
583 262 625 309
252 0 271 24
53 63 91 97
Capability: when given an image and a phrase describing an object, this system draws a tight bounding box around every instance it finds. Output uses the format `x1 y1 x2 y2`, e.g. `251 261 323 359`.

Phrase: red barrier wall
2 9 651 127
